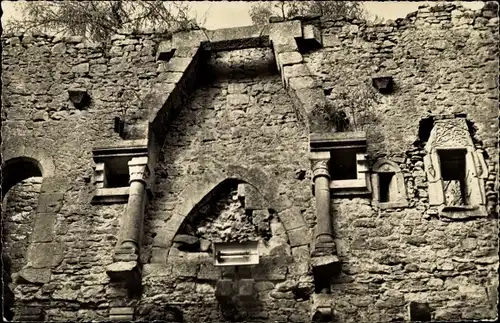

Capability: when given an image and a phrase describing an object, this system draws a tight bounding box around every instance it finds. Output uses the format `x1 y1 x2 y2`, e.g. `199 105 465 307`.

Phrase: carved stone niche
310 131 371 196
423 118 488 219
371 159 408 209
91 140 149 204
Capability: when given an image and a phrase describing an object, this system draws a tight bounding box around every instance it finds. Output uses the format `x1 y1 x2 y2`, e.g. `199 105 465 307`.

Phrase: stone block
303 25 322 46
72 62 89 73
19 267 52 284
292 245 310 259
36 193 64 213
32 213 56 242
279 206 306 230
215 279 234 297
158 72 183 84
238 278 254 296
271 221 287 236
238 183 265 210
106 261 140 283
171 260 198 278
198 261 221 280
278 51 303 68
227 94 250 106
221 266 236 279
172 30 209 47
251 258 287 280
282 64 311 86
28 242 63 268
162 57 192 72
287 226 311 247
110 307 134 315
289 76 318 90
270 20 302 44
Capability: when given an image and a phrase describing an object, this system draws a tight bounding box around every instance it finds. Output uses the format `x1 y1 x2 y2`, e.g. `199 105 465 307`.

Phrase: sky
1 1 486 30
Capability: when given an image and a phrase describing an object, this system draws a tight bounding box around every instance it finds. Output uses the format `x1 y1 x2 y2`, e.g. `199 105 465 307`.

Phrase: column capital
312 159 330 181
128 157 150 184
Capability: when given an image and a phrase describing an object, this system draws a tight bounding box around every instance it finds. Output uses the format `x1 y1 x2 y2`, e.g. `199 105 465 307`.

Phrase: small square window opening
329 149 358 180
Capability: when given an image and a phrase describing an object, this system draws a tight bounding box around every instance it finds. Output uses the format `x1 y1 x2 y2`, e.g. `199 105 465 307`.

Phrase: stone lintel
164 21 302 53
310 131 367 151
172 29 210 48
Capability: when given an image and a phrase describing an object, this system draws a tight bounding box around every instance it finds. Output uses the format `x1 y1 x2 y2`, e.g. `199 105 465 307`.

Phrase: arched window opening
1 157 43 322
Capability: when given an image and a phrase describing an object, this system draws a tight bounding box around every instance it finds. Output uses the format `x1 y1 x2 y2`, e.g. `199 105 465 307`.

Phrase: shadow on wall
1 157 44 322
135 304 184 322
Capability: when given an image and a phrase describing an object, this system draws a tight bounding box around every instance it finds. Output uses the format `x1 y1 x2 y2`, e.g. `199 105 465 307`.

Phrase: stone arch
154 165 303 256
372 159 400 173
1 145 55 321
371 158 408 208
169 166 281 236
1 141 55 198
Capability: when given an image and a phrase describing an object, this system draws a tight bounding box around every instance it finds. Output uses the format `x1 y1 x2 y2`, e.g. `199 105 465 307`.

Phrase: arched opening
1 157 43 200
1 157 44 321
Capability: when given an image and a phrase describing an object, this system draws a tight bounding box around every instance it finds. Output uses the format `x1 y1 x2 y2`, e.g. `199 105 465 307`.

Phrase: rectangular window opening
438 149 467 205
104 157 131 188
379 173 394 203
329 149 358 180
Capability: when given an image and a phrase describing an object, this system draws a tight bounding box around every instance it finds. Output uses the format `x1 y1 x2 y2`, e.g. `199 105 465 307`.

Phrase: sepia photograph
1 1 498 322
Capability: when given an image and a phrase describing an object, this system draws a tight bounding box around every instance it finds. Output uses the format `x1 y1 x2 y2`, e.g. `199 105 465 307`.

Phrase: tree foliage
249 1 369 25
5 1 202 42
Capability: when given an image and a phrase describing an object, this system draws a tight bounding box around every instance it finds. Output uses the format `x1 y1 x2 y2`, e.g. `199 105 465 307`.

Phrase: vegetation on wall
4 1 203 42
312 83 380 132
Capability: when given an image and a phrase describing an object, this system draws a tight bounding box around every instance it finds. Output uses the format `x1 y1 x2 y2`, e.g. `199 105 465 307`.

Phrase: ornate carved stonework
425 118 473 152
424 118 486 214
312 159 330 180
128 157 150 184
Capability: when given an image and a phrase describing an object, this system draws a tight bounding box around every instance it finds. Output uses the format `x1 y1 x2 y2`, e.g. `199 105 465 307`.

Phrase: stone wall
1 2 498 322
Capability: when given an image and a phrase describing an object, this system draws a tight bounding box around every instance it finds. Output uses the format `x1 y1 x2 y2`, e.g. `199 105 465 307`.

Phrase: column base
106 261 141 285
311 238 337 257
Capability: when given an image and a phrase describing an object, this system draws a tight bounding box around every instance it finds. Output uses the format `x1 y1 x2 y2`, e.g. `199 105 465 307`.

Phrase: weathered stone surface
27 242 63 268
1 3 498 321
279 206 306 230
19 267 51 284
71 63 89 73
215 279 233 297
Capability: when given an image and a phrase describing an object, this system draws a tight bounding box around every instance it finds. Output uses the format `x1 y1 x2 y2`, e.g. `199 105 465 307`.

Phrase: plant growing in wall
313 83 379 132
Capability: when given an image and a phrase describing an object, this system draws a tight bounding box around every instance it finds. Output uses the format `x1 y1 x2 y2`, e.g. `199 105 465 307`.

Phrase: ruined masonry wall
1 2 498 322
303 3 498 322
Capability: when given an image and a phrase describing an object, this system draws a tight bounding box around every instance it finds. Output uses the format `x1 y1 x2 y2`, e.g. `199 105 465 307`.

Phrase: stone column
311 159 336 256
107 157 149 284
119 157 149 253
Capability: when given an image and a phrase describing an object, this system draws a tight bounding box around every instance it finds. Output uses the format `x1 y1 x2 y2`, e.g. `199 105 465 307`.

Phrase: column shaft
312 159 336 256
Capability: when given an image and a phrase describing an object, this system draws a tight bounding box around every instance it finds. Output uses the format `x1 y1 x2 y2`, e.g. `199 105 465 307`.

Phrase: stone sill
375 201 409 209
439 205 488 220
91 187 129 205
330 178 371 196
